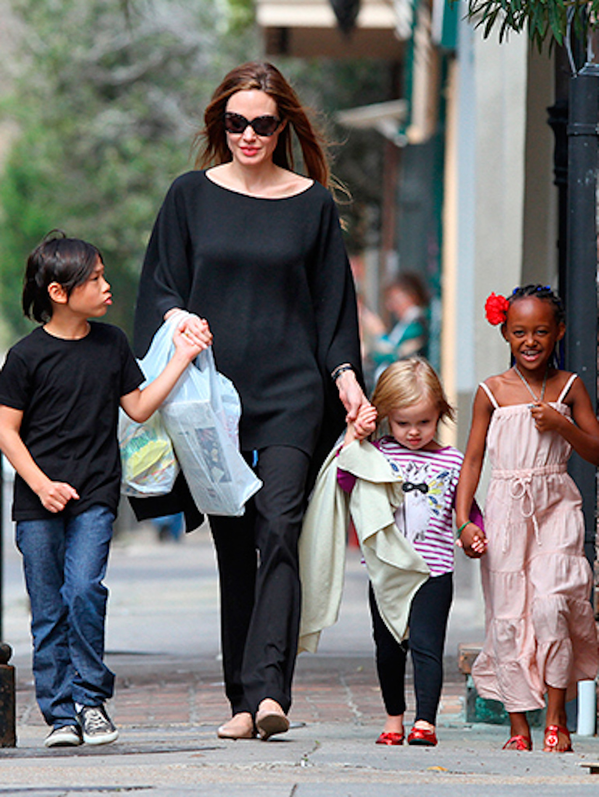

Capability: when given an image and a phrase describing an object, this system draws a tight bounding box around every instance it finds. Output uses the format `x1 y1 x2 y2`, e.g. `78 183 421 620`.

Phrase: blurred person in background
361 272 429 388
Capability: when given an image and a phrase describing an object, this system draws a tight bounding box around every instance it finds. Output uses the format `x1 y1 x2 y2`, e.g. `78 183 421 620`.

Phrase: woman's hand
165 309 213 350
335 367 369 423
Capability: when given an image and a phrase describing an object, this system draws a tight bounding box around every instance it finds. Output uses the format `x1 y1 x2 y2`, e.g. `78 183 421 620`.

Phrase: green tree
0 0 393 343
465 0 599 49
0 0 258 340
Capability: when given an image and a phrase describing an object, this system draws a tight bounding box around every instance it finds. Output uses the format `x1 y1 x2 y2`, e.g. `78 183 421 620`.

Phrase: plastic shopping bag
161 343 262 516
119 411 179 497
118 317 182 497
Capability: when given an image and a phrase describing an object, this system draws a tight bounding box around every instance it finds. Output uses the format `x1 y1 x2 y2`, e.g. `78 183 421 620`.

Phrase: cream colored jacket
298 440 430 653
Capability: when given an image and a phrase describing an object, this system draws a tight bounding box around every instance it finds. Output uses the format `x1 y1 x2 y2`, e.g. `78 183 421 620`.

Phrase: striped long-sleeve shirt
338 436 482 576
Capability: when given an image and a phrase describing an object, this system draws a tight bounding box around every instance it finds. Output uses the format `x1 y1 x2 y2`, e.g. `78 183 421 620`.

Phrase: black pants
209 445 310 716
369 572 453 724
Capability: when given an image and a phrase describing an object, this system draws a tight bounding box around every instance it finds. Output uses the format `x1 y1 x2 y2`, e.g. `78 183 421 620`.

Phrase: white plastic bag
118 317 182 497
136 310 261 515
161 343 262 516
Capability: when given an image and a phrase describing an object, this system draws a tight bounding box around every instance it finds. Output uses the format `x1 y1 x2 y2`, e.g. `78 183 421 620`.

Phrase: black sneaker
77 705 119 745
44 724 82 748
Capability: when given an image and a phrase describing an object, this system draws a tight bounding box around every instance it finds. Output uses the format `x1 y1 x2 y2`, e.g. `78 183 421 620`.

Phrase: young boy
0 234 211 747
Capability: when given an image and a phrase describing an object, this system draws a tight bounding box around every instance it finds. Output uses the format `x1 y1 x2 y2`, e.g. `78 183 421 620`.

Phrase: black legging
209 445 310 716
369 572 453 724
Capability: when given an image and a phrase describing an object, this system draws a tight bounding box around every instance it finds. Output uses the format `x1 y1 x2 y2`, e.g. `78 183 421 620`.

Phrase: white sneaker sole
82 728 119 745
44 729 82 748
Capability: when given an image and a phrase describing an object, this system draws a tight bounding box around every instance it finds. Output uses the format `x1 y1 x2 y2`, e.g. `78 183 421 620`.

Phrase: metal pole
565 65 599 568
0 642 16 747
546 46 570 298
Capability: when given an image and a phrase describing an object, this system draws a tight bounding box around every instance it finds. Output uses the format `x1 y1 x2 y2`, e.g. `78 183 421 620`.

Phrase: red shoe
407 726 437 746
376 731 404 746
543 725 572 753
502 735 532 751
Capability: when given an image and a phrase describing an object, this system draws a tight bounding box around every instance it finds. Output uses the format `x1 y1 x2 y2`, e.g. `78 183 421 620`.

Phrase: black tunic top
134 170 362 457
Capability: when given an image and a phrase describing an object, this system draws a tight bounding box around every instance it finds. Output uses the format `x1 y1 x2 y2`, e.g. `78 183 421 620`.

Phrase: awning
336 99 409 146
255 0 412 58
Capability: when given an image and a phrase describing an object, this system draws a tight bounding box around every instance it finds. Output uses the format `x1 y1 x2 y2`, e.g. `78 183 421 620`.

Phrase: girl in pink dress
456 285 599 753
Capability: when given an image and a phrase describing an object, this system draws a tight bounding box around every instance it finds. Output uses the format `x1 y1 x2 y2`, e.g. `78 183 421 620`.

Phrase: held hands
38 480 79 513
335 367 370 423
121 312 213 424
345 404 377 445
172 324 206 361
354 404 377 438
456 522 487 559
174 313 213 355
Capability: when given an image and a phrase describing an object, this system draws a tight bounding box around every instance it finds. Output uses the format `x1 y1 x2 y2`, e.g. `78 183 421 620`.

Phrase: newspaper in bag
118 317 181 497
161 345 262 516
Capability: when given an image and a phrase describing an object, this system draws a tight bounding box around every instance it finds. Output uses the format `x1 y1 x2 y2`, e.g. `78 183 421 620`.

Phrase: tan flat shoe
255 701 290 741
217 712 256 740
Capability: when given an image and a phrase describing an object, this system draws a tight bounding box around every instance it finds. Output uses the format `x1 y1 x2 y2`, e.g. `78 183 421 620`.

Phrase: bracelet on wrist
332 364 354 382
456 521 471 538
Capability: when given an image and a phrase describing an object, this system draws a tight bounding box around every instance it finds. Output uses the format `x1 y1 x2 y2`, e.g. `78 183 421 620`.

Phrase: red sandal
543 725 573 753
502 735 532 751
376 731 404 746
407 726 437 746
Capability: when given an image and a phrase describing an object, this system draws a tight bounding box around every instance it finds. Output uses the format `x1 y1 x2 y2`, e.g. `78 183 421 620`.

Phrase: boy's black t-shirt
0 322 144 521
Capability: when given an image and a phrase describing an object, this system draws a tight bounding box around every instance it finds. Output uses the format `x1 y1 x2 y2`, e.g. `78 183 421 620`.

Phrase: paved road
1 515 598 795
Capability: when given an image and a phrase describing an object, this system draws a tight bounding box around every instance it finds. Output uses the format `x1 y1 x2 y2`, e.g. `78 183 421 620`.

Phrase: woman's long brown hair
194 61 331 188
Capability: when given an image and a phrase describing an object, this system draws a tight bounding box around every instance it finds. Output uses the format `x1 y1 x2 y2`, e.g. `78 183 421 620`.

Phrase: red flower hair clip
485 292 509 325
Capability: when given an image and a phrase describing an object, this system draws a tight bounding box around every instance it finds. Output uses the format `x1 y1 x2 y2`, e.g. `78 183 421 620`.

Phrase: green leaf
465 0 594 45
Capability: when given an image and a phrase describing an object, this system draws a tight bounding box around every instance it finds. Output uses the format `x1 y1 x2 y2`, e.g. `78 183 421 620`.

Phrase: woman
361 272 430 388
133 62 367 740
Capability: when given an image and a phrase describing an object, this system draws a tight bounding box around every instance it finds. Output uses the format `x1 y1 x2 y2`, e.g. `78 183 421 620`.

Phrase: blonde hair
371 357 455 429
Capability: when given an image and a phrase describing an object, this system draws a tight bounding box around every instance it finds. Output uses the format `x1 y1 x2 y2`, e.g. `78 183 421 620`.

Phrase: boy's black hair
508 284 565 325
507 283 566 368
22 231 103 323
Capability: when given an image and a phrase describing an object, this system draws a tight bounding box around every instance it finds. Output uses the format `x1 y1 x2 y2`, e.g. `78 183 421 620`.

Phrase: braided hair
508 284 565 325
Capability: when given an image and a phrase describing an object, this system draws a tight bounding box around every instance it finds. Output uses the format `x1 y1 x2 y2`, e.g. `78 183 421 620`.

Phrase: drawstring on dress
493 464 567 551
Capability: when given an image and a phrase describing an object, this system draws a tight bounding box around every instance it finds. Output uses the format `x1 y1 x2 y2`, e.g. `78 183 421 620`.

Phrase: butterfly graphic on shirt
389 460 457 543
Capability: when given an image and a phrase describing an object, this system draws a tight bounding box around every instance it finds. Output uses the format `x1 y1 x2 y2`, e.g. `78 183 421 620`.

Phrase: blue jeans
16 505 116 728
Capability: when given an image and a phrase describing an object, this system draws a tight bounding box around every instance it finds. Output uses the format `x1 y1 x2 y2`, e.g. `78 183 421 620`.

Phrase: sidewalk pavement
1 523 599 795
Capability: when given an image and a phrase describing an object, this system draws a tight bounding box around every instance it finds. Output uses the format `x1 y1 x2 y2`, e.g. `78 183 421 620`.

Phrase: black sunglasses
224 112 282 137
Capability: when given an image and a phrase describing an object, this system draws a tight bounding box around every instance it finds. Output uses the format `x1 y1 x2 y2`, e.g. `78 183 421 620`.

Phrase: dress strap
479 382 499 409
557 373 578 404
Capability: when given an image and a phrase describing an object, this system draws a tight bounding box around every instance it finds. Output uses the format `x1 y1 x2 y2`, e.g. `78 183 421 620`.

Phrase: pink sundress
472 374 599 712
